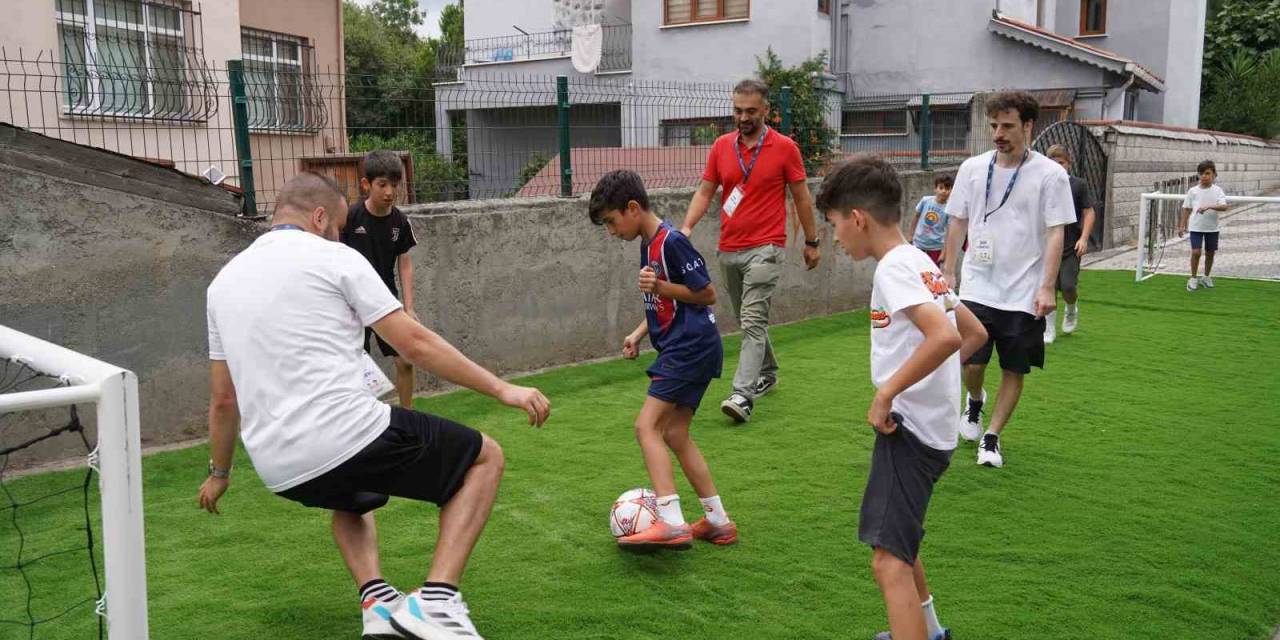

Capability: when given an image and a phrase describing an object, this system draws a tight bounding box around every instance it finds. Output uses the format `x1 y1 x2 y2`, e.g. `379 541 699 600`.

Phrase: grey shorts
858 424 953 565
1056 252 1080 292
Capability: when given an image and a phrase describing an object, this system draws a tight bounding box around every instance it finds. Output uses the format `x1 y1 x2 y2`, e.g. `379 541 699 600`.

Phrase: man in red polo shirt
681 78 820 424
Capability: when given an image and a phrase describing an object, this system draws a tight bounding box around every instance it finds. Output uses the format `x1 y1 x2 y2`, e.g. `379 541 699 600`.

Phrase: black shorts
859 425 952 565
1056 252 1080 292
963 301 1045 374
365 327 399 358
276 407 484 514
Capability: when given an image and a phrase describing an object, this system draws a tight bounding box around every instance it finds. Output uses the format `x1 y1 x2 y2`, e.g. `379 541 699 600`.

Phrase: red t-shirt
701 127 807 253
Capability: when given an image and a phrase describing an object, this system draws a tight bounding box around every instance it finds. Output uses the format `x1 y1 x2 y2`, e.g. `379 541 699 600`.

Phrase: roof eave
987 14 1163 93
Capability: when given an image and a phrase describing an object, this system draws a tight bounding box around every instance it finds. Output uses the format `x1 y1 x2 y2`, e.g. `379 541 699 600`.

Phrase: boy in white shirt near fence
1178 160 1229 291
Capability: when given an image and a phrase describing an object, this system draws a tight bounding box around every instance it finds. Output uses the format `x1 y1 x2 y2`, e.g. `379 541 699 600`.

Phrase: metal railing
435 24 632 79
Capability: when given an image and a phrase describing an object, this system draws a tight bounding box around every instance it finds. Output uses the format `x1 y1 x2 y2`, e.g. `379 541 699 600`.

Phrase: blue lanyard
270 224 304 232
983 149 1029 222
735 126 769 185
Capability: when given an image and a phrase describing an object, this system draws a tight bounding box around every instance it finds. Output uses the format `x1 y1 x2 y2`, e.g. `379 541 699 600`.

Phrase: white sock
656 494 685 526
699 495 729 526
922 596 944 638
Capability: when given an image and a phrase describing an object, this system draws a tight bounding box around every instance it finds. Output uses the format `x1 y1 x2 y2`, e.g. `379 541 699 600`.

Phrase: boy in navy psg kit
588 170 738 550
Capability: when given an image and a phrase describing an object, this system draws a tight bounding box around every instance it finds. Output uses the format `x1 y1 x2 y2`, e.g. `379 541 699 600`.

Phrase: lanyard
983 149 1029 222
735 126 769 185
270 224 304 232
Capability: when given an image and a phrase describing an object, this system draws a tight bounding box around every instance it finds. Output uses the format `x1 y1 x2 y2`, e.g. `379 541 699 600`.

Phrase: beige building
0 0 346 213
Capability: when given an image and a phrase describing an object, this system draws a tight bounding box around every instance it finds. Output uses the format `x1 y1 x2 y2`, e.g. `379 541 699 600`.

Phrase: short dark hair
588 169 650 225
814 153 903 224
362 150 404 183
933 174 955 189
275 172 346 215
985 91 1040 124
733 78 770 101
1197 159 1217 175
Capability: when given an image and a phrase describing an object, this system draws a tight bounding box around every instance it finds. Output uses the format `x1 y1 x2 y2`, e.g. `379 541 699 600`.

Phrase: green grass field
3 270 1279 640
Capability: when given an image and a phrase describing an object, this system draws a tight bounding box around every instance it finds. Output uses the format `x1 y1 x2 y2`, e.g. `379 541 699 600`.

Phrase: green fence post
780 85 793 136
227 60 257 216
919 93 931 171
557 75 572 197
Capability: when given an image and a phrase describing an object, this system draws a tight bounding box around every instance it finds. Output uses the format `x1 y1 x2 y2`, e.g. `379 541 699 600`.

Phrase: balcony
435 24 631 79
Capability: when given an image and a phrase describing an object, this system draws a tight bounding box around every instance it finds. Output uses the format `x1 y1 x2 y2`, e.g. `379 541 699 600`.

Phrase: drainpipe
1104 75 1136 121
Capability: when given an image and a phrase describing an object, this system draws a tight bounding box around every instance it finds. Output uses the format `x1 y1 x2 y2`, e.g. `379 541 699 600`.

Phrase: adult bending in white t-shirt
199 173 550 639
940 92 1076 469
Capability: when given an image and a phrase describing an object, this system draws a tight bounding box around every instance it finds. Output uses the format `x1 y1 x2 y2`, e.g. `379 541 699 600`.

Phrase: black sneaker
752 376 777 397
719 393 753 423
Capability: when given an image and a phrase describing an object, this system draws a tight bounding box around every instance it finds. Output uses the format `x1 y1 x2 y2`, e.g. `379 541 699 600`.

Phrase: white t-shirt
945 150 1076 315
207 229 403 492
1184 184 1227 233
870 245 961 452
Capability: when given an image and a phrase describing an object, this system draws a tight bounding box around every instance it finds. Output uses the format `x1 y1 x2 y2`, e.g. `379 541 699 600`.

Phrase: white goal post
1135 192 1280 282
0 324 148 639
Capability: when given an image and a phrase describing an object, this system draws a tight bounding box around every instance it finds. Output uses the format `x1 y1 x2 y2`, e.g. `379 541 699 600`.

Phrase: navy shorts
859 423 953 565
1189 231 1219 252
647 376 711 413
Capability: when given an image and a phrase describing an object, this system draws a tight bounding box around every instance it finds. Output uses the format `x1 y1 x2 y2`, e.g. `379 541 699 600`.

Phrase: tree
1200 48 1280 138
371 0 425 44
754 49 837 173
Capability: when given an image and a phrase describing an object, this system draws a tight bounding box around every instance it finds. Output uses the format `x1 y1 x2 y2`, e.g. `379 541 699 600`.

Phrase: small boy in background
588 169 737 550
906 175 953 266
1043 145 1096 343
341 150 419 407
1178 159 1229 291
816 154 987 640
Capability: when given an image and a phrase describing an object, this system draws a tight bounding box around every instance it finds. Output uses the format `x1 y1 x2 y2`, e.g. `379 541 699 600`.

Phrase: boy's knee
871 548 910 582
1190 248 1201 256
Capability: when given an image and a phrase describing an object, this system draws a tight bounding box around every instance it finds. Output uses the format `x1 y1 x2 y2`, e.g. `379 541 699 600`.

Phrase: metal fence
0 46 1106 216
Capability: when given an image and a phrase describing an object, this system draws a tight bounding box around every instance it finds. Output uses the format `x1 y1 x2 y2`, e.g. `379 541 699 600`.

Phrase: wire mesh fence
0 43 1111 215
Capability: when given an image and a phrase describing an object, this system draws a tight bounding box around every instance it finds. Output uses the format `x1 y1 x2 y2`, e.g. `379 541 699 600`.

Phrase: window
841 109 907 136
927 110 969 151
56 0 195 119
661 117 734 146
1080 0 1106 35
664 0 749 26
818 0 831 14
242 29 320 132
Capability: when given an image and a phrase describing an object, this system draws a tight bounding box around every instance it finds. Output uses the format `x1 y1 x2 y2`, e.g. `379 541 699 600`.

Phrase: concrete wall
1091 122 1280 246
0 118 946 467
0 125 257 469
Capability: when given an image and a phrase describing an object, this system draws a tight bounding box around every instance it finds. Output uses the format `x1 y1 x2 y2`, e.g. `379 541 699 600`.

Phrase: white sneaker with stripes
391 590 482 639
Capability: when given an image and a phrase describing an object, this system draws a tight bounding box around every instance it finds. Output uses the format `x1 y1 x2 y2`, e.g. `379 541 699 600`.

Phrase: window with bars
927 110 969 151
660 117 734 146
241 29 322 132
56 0 198 119
841 109 907 136
664 0 750 25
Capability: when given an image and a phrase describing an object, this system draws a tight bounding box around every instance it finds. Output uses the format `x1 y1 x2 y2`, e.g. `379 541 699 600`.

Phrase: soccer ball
609 488 658 538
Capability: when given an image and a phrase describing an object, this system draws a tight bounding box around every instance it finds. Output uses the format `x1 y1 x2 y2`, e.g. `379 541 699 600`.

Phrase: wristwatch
804 238 820 248
208 460 231 479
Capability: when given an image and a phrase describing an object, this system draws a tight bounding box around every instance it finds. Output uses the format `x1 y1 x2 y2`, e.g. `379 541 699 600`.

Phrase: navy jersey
641 223 724 382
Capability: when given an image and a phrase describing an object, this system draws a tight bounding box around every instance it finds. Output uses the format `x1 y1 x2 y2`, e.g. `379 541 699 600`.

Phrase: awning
1026 89 1077 109
907 93 975 108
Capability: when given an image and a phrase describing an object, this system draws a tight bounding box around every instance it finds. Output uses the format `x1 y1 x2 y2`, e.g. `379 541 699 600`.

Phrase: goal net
0 325 148 639
1136 189 1280 282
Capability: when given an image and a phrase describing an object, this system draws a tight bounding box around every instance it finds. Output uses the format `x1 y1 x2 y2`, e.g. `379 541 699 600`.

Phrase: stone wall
1089 121 1280 246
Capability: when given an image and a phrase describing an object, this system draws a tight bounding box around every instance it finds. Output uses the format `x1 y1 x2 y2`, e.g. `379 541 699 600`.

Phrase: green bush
509 152 551 196
1199 48 1280 139
755 48 838 174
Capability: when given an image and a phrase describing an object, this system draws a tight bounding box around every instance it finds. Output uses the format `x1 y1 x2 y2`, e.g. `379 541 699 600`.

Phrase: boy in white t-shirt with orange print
816 154 988 640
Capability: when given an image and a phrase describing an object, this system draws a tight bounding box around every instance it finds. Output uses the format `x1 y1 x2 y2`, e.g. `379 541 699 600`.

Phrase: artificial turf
3 269 1278 639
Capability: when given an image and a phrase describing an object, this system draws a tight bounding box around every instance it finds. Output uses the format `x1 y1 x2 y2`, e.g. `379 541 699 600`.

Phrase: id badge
361 351 395 398
971 229 995 266
723 186 745 218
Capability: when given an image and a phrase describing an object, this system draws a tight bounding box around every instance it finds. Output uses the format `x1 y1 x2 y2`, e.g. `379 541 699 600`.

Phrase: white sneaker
1200 276 1215 288
958 391 985 442
1187 277 1198 291
391 591 483 639
363 596 406 639
1062 305 1078 335
977 432 1004 468
1043 311 1056 344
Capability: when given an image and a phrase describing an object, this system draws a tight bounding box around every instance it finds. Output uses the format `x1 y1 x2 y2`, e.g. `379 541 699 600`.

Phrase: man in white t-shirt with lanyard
941 92 1075 469
199 173 550 640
